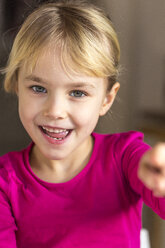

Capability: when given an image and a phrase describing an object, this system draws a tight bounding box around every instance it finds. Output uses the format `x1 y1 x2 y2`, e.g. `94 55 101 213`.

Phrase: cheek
18 96 37 125
18 104 31 128
72 103 101 127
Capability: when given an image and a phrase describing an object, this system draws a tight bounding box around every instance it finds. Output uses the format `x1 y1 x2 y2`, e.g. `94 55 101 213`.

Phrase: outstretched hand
138 143 165 197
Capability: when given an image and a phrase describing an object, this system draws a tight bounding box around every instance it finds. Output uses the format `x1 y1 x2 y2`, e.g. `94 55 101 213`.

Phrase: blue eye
31 85 47 93
70 90 86 98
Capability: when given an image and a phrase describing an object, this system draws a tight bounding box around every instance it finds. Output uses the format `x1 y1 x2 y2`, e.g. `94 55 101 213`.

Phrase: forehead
21 44 81 76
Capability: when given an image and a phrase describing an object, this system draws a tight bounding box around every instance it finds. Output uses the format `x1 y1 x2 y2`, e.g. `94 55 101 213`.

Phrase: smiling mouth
40 126 71 140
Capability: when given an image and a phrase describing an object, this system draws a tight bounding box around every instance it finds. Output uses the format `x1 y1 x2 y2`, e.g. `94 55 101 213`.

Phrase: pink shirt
0 131 165 248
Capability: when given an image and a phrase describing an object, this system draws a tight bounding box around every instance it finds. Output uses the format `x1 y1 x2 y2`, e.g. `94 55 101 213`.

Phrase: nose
43 94 68 120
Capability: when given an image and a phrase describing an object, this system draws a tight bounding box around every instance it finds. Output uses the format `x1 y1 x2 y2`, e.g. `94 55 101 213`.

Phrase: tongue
45 130 69 139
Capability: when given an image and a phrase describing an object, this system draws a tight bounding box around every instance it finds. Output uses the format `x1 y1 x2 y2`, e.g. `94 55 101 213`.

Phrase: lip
41 125 70 130
39 125 72 145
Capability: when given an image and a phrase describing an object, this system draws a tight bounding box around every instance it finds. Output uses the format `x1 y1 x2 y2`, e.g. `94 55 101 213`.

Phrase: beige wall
94 0 136 133
94 0 165 132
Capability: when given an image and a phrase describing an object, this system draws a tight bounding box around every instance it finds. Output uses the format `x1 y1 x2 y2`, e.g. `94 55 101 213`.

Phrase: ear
99 82 120 116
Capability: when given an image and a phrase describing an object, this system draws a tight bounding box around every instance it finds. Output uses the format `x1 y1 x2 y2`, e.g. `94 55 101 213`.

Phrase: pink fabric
0 131 165 248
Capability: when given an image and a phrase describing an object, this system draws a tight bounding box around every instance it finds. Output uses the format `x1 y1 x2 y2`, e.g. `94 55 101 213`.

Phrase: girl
0 1 165 247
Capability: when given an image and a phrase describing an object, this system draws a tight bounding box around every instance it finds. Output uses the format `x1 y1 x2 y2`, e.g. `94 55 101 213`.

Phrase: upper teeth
42 126 68 133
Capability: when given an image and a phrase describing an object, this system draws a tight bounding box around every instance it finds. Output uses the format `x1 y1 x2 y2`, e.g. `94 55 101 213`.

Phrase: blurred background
0 0 165 247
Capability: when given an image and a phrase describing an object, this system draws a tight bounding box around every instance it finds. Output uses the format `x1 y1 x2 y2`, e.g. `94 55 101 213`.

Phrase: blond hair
2 0 120 93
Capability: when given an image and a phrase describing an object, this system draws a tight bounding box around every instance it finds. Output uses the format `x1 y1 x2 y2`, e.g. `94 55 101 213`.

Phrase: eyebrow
25 75 48 85
25 74 96 89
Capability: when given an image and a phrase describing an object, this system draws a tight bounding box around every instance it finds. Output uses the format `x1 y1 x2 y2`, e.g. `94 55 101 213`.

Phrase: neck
30 135 94 183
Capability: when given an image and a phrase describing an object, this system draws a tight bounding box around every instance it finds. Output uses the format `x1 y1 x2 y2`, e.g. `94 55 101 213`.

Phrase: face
17 48 119 163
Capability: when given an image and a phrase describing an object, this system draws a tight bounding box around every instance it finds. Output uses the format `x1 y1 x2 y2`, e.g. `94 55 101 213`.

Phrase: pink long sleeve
0 131 164 248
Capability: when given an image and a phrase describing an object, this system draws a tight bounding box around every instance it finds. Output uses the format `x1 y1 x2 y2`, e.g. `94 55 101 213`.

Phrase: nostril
43 107 67 119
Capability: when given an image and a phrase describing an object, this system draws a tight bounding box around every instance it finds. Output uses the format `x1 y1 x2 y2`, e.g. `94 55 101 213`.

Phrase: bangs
19 28 116 80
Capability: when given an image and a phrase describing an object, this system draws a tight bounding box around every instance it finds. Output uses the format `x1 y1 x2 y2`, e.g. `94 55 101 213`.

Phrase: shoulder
0 143 32 193
0 148 25 172
93 130 146 150
92 131 150 162
0 143 33 167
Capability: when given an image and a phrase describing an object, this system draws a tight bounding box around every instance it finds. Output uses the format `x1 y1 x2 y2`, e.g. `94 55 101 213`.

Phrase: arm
0 188 17 248
138 143 165 198
120 132 165 219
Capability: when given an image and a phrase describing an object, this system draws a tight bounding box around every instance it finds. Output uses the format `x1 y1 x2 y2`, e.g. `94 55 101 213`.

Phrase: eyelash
30 85 47 94
69 90 87 98
30 86 87 98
